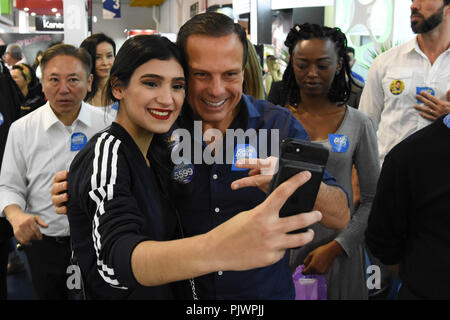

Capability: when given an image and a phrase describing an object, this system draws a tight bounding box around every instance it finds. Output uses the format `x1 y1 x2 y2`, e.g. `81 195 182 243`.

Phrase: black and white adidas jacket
67 122 184 299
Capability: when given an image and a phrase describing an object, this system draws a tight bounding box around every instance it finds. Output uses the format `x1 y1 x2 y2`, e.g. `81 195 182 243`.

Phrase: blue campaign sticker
231 144 257 171
112 101 119 110
0 112 4 127
329 134 349 153
70 132 88 151
444 114 450 129
171 162 195 184
416 86 435 103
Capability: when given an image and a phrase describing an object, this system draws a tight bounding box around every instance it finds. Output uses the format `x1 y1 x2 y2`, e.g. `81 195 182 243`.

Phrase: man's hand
302 240 343 275
231 157 278 193
51 170 69 215
232 156 350 231
414 89 450 121
213 171 322 271
4 204 48 245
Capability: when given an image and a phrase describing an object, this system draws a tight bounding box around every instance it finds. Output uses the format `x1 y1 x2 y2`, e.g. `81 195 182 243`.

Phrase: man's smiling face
185 33 244 131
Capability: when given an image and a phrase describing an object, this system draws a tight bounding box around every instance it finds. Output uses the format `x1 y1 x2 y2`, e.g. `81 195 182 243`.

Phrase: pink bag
292 264 327 300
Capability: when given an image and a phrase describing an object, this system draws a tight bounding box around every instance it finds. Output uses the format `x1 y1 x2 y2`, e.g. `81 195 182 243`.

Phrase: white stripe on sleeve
89 133 126 289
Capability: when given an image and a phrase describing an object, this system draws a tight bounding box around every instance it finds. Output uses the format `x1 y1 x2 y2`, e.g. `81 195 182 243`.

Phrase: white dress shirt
0 101 113 237
359 37 450 164
85 101 118 121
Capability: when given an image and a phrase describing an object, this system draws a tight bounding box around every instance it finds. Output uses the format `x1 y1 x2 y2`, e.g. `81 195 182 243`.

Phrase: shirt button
214 207 220 213
218 271 223 276
212 174 218 180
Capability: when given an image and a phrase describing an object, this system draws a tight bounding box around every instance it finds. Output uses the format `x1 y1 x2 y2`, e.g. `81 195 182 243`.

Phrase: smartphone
268 138 329 233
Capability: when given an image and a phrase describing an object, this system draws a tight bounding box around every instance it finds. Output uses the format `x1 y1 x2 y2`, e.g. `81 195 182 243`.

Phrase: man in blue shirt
170 12 350 299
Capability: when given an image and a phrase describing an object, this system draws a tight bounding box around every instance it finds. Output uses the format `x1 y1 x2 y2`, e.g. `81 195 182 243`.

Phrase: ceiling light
24 8 29 12
52 8 58 13
31 12 36 16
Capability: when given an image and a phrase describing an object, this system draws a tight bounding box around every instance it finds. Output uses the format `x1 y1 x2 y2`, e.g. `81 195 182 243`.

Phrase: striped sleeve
87 132 149 289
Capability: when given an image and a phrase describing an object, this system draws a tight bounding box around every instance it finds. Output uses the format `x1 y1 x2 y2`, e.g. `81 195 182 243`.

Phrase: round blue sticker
0 112 4 128
232 144 257 171
70 132 88 151
329 134 349 153
171 162 195 184
444 114 450 129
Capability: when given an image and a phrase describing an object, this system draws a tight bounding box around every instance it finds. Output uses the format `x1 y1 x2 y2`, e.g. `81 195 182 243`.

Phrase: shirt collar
242 94 261 119
42 101 92 131
407 36 450 57
404 37 418 55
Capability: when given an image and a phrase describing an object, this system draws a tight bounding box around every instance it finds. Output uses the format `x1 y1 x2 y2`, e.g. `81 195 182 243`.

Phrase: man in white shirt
2 44 26 70
0 44 111 299
359 0 450 164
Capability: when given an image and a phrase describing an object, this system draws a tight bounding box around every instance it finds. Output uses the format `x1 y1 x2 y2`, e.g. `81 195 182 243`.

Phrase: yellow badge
390 80 405 95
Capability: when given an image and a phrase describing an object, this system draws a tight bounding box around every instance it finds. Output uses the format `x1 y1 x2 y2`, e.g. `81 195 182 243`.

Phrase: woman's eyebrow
140 74 185 81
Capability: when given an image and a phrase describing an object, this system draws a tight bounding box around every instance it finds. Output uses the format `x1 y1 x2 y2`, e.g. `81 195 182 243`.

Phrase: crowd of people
0 0 449 300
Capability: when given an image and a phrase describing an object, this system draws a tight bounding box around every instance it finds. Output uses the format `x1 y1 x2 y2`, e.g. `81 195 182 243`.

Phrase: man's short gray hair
6 44 23 61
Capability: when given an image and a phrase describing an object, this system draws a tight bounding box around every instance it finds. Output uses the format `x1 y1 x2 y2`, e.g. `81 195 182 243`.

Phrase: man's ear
87 74 93 92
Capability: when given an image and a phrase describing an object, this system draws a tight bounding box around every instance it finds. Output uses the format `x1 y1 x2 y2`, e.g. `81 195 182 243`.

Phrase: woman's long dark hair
281 23 353 107
80 33 116 103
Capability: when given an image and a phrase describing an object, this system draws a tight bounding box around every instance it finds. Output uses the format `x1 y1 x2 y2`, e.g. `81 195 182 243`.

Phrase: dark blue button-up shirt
173 94 340 299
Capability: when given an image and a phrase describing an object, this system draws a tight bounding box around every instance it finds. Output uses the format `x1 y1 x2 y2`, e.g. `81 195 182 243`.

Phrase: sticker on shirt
444 114 450 129
70 132 87 151
0 112 4 127
415 86 435 103
389 80 405 95
112 101 119 111
171 161 195 184
232 144 257 171
329 134 349 153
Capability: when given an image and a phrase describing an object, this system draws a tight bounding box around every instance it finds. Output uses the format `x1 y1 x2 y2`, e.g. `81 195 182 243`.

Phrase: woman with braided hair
282 23 380 299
